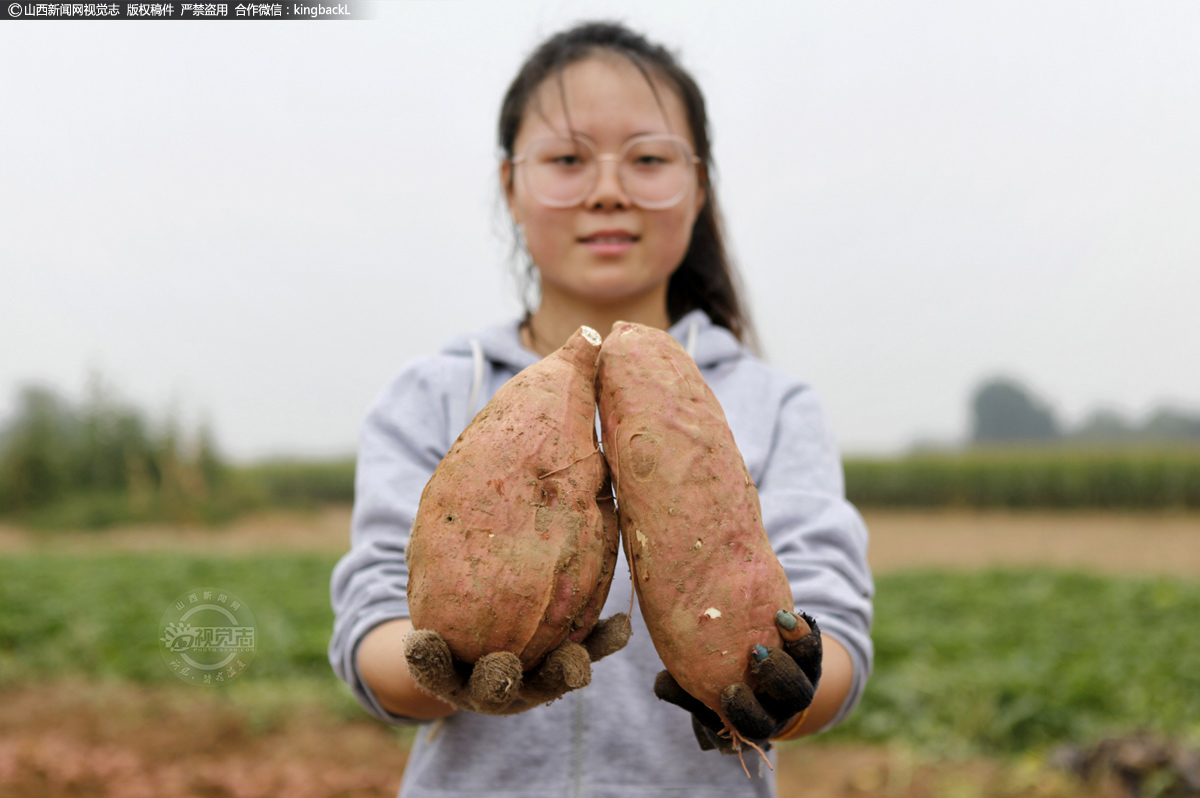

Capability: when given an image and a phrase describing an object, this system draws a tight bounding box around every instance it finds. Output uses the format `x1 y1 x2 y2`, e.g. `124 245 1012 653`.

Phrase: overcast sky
2 1 1198 460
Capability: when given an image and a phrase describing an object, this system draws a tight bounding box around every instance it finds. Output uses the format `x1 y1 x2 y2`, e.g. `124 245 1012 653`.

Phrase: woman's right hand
402 613 631 715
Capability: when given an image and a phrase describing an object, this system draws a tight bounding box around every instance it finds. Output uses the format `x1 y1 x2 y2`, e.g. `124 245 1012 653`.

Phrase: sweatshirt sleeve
328 359 454 726
756 383 875 733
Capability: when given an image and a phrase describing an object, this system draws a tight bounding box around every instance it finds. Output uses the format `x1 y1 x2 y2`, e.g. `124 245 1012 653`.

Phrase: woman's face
503 54 705 311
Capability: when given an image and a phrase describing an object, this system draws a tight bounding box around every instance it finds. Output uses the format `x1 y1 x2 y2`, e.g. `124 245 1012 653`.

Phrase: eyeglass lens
523 137 694 208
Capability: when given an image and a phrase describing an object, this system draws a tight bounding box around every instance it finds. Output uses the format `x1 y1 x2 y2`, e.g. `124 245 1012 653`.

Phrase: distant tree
1140 407 1200 442
0 386 75 510
1072 408 1136 444
971 377 1061 444
1067 405 1200 445
0 377 235 520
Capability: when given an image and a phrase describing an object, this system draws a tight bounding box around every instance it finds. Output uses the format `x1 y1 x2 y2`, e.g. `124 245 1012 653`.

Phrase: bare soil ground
0 681 1112 798
0 681 408 798
863 509 1200 577
2 508 1192 797
0 506 358 555
3 506 1197 577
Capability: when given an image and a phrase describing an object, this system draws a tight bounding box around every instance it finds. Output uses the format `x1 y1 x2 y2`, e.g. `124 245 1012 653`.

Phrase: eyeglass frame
508 133 703 210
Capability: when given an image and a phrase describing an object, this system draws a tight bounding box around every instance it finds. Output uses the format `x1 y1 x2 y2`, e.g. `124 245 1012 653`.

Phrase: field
1 508 1198 797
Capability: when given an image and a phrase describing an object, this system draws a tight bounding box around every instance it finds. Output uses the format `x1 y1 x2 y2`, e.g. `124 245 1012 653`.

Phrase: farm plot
0 510 1196 797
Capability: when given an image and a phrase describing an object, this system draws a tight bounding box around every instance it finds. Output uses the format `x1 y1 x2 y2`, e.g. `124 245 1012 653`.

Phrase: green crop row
8 445 1200 528
0 553 335 685
231 449 1200 512
2 553 1198 755
237 458 357 507
843 449 1200 509
0 382 355 528
826 569 1200 755
239 450 1200 512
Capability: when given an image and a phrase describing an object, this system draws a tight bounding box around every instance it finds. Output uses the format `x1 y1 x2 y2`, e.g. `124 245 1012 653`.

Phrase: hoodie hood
440 309 745 373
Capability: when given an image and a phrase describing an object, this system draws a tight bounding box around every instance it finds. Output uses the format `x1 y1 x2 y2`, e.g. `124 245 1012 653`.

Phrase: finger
750 644 815 722
522 640 591 704
691 716 718 751
778 610 823 686
489 696 535 716
404 629 466 697
653 670 724 734
582 613 631 662
691 716 744 755
774 609 811 644
467 651 523 713
720 682 775 742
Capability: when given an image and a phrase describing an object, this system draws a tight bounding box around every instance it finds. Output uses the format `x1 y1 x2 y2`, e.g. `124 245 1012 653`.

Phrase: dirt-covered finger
582 613 631 662
748 648 813 728
403 629 465 697
721 683 775 742
691 716 720 751
522 640 591 704
654 670 724 733
751 644 815 717
466 651 523 713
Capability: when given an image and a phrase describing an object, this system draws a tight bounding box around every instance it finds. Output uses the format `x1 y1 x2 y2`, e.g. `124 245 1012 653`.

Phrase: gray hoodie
329 310 874 798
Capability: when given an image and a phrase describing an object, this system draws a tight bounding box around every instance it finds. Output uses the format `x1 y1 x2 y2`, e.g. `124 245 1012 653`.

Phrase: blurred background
1 2 1198 796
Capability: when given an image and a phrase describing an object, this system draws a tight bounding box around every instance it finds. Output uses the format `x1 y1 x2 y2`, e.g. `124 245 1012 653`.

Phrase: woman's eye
554 155 582 166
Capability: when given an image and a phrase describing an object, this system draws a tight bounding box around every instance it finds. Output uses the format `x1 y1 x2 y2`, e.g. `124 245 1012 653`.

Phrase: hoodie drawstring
467 338 484 428
685 319 699 360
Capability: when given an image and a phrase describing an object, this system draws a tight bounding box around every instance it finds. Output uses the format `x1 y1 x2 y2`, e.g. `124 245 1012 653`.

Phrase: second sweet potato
597 321 794 747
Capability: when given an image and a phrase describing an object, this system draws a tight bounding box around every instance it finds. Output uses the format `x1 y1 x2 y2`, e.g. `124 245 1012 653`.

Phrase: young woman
330 21 874 797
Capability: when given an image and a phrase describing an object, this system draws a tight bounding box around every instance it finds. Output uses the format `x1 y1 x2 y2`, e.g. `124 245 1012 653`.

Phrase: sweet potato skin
407 327 619 670
597 321 793 725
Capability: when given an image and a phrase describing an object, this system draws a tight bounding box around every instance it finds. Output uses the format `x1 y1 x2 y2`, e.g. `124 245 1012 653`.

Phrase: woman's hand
653 610 824 754
357 618 458 720
403 613 631 715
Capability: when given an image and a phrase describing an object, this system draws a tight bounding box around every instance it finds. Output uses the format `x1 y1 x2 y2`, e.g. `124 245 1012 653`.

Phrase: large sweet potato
597 321 794 745
407 326 620 670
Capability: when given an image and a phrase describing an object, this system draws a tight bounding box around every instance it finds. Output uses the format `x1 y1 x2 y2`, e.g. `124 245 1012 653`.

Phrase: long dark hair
498 20 757 350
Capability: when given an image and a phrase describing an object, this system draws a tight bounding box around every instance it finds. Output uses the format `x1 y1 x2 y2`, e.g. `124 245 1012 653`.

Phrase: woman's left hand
653 610 823 754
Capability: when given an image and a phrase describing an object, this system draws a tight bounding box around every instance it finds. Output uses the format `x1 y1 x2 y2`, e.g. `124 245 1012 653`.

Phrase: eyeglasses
510 134 701 210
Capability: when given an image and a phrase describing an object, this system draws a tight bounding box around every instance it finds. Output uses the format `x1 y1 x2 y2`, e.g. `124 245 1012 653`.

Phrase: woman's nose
584 155 631 209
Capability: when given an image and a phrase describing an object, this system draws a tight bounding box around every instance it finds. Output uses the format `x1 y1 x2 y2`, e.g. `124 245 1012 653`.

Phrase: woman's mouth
579 231 639 256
